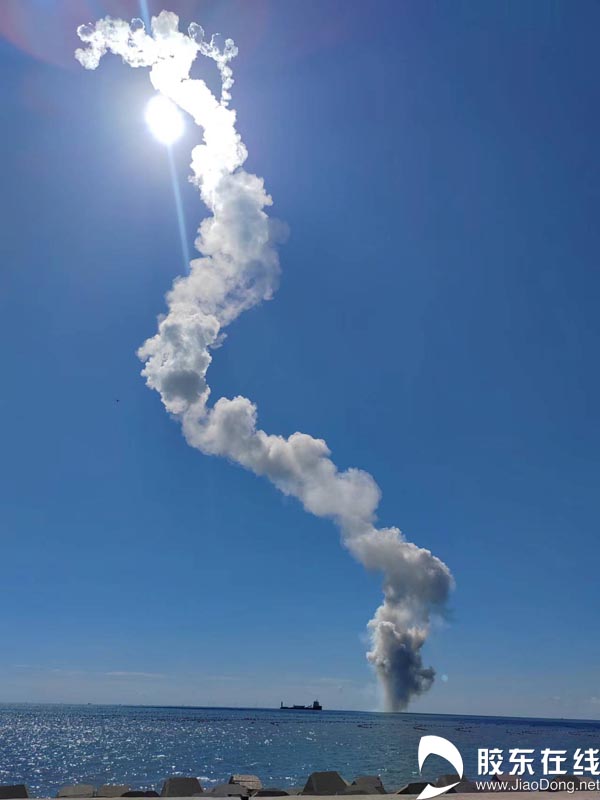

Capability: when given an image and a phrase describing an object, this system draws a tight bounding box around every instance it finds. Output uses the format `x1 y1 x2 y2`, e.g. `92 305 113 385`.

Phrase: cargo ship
280 700 322 711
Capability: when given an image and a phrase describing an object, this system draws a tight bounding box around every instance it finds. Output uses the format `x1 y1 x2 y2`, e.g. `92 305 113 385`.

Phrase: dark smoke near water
75 10 454 711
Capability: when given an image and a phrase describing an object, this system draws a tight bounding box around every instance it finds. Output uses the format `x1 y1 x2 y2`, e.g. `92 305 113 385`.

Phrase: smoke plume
76 11 454 711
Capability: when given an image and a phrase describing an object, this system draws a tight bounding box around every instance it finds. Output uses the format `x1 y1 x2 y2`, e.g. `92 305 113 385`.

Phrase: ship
280 699 322 711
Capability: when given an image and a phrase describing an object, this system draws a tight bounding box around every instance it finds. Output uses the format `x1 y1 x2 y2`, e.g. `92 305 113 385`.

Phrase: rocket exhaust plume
76 11 454 711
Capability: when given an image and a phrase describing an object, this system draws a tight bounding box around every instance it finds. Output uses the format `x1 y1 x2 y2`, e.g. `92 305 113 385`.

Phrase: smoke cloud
76 11 454 711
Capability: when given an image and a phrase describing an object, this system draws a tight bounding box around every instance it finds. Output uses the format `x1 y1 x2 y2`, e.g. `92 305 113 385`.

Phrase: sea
1 705 600 797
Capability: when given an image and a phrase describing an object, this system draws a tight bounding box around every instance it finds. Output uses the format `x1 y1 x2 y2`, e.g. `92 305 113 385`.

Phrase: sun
145 94 184 145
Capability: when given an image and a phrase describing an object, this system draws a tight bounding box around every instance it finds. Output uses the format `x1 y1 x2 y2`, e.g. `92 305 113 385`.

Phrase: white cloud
76 10 454 711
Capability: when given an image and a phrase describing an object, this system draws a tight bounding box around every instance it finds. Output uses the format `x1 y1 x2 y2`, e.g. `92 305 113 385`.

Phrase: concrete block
351 777 386 795
96 787 130 798
161 779 203 797
58 786 96 798
0 786 28 799
396 782 428 795
210 784 248 797
434 775 477 793
230 777 262 793
302 773 349 795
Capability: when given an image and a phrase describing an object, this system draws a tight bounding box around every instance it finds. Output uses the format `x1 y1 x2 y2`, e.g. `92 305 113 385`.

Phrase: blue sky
1 0 599 718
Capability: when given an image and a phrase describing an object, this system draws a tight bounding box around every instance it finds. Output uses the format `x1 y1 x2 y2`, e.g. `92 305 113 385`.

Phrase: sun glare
145 94 184 145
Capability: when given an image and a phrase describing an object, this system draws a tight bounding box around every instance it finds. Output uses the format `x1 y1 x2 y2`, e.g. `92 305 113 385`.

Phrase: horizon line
0 701 598 726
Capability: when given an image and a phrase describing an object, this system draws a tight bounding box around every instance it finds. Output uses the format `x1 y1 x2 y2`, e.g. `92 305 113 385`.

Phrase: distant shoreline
0 702 598 725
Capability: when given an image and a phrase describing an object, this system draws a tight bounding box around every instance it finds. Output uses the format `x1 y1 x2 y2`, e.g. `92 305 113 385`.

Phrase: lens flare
145 94 184 144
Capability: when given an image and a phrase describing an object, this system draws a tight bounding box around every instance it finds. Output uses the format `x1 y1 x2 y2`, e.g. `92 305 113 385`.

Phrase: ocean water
1 705 599 797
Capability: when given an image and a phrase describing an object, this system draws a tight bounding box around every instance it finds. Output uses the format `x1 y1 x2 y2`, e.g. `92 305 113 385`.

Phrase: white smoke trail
76 11 454 711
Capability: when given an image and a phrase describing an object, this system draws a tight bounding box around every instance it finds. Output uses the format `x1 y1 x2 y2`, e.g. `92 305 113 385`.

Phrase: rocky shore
0 771 598 799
